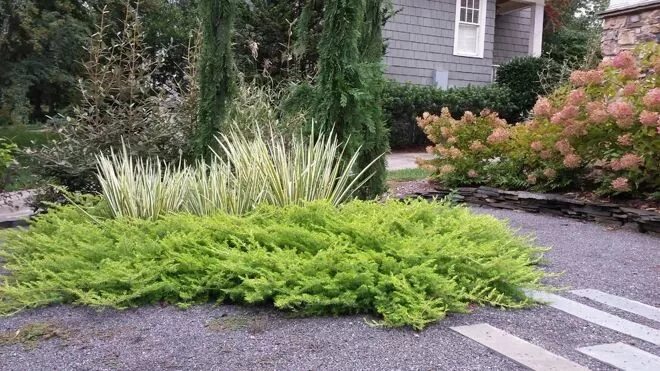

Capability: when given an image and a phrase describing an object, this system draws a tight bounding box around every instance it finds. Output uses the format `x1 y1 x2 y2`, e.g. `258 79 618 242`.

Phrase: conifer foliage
196 0 237 158
0 199 545 329
305 0 390 198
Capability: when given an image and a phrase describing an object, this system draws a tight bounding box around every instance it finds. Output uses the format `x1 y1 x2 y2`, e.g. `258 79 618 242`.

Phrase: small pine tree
196 0 236 158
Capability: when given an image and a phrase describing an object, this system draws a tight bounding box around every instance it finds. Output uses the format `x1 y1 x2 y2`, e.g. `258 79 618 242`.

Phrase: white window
453 0 487 58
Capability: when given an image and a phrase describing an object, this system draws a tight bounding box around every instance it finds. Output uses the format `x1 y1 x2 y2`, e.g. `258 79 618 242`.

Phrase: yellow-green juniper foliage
0 199 546 329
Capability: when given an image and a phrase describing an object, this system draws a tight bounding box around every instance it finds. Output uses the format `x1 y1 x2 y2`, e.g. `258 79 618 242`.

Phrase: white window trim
453 0 488 59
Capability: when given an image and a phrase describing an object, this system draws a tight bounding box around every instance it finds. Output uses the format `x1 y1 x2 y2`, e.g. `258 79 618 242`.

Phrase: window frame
452 0 488 58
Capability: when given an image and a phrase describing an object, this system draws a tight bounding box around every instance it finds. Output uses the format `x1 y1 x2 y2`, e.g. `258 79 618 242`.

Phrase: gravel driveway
1 207 658 370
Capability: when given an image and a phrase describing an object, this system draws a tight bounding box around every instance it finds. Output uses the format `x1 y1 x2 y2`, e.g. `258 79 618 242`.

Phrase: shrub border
405 186 660 235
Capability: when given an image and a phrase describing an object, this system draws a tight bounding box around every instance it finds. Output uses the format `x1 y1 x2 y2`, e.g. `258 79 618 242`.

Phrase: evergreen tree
313 0 389 198
0 0 91 124
195 0 236 157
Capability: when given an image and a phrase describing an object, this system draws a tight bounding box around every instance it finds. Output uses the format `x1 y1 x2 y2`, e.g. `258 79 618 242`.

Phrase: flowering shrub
420 43 660 196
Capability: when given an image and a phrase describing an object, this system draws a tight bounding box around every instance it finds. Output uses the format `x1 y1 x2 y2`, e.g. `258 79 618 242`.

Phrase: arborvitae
313 0 389 198
196 0 236 158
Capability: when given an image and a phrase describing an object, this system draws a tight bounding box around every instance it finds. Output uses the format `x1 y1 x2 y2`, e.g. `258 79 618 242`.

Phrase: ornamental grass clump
96 145 190 220
420 43 660 196
97 129 378 219
0 199 546 329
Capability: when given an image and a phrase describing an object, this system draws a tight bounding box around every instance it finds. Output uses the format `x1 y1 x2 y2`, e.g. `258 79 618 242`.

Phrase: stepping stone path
452 289 660 371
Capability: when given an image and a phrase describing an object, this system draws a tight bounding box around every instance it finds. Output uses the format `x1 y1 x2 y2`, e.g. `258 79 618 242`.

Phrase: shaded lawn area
1 125 58 191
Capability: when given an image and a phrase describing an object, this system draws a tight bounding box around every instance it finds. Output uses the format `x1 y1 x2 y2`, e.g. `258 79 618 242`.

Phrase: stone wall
406 186 660 235
601 7 660 57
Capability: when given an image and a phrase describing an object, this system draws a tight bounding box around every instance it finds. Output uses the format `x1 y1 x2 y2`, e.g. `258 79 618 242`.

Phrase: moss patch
0 322 69 349
206 314 269 334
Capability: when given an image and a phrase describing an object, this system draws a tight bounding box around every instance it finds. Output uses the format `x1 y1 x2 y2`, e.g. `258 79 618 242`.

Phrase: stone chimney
600 0 660 57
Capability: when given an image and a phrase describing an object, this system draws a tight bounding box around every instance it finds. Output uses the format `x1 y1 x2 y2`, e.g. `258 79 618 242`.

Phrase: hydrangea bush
419 43 660 196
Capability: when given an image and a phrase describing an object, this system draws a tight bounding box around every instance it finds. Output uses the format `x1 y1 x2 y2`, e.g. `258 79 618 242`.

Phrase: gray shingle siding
493 8 533 65
384 0 497 87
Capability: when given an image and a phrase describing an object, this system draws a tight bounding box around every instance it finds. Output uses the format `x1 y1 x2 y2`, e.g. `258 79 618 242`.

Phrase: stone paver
578 343 660 371
451 323 588 371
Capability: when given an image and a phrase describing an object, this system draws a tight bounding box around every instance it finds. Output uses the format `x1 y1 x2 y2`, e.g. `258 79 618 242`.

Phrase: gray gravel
1 207 659 371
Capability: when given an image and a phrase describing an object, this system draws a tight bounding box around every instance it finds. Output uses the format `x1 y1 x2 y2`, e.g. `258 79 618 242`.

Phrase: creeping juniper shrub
0 199 546 329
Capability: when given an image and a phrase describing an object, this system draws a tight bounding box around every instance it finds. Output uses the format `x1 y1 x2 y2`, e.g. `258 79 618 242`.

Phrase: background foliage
0 0 200 126
383 83 517 149
33 5 199 192
495 57 563 120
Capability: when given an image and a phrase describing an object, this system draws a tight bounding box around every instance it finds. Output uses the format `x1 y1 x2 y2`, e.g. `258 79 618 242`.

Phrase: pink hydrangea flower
462 111 476 123
639 110 659 126
612 51 636 69
439 164 455 175
562 105 579 120
607 100 635 127
447 136 457 145
527 174 537 185
621 82 638 96
620 67 640 80
570 71 587 86
585 70 604 85
469 140 485 151
543 168 557 179
440 127 452 138
551 105 579 125
586 101 609 124
610 153 643 171
554 139 573 155
438 146 461 159
420 164 436 172
617 134 632 146
611 177 631 192
567 89 586 105
486 127 510 144
540 150 553 160
563 153 581 168
467 170 478 178
426 145 435 154
550 112 563 125
530 141 543 152
533 97 553 118
643 88 660 109
562 122 587 137
447 147 462 159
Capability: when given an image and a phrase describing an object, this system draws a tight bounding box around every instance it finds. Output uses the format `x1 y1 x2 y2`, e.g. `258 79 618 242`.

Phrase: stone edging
406 186 660 235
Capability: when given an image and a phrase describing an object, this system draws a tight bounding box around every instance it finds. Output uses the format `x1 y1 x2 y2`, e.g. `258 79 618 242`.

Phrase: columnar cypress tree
357 0 389 197
314 0 388 198
196 0 236 158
